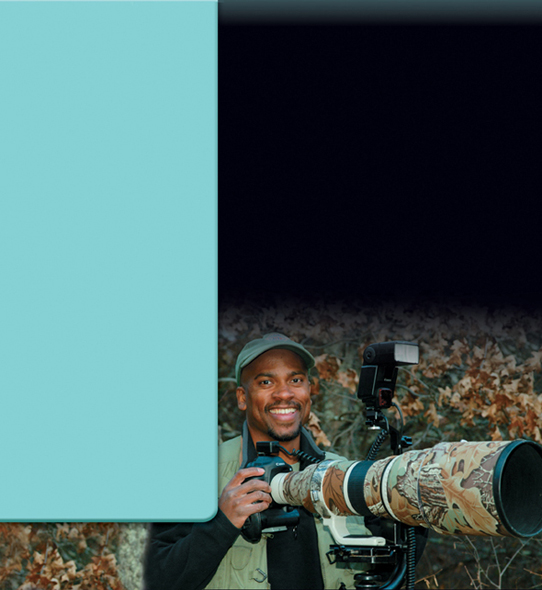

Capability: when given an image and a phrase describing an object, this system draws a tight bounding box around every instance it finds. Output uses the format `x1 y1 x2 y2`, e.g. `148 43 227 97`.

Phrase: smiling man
236 336 313 455
144 333 372 590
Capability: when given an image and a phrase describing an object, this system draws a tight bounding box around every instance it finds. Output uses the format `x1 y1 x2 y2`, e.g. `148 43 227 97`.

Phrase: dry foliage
0 523 124 590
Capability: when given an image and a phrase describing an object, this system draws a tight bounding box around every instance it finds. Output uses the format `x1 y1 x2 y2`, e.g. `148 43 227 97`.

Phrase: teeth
270 408 296 414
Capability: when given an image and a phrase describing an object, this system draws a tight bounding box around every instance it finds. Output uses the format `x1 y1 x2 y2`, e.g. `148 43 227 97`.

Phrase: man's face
236 348 312 443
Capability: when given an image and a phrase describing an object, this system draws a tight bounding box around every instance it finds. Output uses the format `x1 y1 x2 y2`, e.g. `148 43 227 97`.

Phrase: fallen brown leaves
305 411 331 447
0 524 123 590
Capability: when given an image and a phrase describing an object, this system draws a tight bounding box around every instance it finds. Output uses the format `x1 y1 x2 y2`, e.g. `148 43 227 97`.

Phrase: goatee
266 423 302 442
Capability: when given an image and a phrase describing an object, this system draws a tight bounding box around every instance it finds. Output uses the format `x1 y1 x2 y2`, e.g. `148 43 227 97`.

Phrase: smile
269 408 297 415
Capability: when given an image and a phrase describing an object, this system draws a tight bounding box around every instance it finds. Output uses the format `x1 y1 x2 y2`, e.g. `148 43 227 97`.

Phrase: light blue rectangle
0 2 217 521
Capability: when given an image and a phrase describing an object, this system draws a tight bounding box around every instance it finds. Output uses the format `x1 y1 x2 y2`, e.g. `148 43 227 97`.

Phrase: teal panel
0 1 217 521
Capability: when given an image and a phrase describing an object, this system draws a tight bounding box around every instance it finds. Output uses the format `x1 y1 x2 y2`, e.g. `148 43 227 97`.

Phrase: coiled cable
366 414 390 461
289 448 321 465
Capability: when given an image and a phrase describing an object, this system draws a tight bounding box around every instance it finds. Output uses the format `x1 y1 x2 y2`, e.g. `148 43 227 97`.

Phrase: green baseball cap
235 332 315 385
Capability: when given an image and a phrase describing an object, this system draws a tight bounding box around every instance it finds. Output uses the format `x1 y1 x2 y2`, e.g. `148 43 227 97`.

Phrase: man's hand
218 467 273 529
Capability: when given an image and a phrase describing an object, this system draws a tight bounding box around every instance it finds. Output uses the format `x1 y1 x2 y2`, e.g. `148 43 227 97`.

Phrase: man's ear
236 386 247 411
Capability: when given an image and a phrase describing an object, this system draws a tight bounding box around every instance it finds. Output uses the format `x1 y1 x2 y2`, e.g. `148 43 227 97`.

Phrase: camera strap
240 420 251 469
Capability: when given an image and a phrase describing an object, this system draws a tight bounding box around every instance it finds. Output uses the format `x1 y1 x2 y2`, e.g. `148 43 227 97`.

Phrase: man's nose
273 381 294 399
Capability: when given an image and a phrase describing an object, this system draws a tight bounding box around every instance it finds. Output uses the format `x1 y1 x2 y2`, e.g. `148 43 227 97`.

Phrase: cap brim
236 344 315 385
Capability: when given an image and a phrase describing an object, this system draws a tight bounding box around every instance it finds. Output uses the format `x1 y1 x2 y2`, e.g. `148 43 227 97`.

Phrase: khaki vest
205 436 371 590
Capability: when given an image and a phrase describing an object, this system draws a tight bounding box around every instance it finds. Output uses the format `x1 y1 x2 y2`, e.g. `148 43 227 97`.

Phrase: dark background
219 21 542 310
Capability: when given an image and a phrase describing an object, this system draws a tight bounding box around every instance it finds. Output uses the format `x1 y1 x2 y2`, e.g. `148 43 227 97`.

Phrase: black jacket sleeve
144 509 241 590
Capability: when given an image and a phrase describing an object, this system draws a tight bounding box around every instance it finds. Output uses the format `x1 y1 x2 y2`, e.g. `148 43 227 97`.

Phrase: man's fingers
238 491 272 514
245 494 272 514
225 489 272 510
247 490 273 505
218 467 274 528
224 468 272 495
240 478 272 495
227 467 265 487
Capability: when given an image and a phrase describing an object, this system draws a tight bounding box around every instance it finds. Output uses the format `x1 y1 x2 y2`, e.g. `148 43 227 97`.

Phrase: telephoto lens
271 440 542 538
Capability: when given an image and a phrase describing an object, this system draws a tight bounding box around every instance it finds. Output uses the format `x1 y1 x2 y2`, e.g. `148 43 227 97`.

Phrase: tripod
327 406 417 590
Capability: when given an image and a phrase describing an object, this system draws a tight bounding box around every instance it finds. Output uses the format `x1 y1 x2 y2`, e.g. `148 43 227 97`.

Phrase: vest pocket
231 545 252 570
230 542 270 587
205 545 257 589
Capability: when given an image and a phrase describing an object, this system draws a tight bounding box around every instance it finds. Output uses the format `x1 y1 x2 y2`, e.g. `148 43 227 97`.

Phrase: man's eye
292 377 303 383
259 379 271 385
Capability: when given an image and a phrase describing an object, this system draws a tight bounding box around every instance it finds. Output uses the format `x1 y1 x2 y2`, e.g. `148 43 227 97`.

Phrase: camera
241 447 300 544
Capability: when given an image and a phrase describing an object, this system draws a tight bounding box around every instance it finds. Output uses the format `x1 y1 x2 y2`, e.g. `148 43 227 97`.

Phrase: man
144 333 375 590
